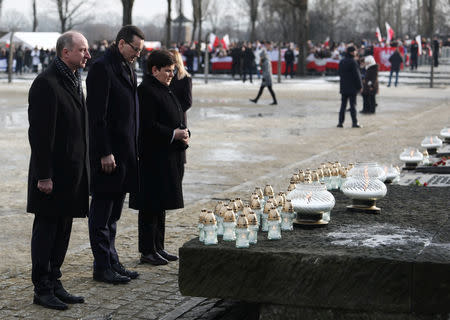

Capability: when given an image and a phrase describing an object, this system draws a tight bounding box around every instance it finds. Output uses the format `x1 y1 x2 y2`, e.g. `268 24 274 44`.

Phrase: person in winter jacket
337 46 362 128
361 55 379 114
387 47 403 87
249 48 277 105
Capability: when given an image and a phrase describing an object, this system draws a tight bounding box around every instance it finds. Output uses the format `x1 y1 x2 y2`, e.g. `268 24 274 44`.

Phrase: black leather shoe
158 250 178 262
337 123 343 128
54 286 84 304
93 268 131 284
140 253 168 265
33 293 68 310
249 99 257 104
112 262 139 279
352 124 363 128
270 101 278 105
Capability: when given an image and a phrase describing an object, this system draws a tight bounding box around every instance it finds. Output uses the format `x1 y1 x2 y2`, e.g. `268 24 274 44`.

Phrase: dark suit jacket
339 54 362 95
86 46 139 193
129 75 185 213
27 61 90 217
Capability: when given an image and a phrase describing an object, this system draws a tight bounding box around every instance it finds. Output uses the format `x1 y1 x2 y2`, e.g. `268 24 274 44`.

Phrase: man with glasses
86 25 144 284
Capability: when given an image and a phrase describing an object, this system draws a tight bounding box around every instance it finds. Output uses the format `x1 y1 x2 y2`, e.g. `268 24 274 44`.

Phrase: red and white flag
415 35 422 55
375 27 382 42
385 22 394 43
324 36 330 47
221 34 230 50
209 33 219 48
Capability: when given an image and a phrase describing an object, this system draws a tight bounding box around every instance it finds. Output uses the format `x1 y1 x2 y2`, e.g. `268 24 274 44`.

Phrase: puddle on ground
197 107 244 120
0 108 28 129
205 147 276 163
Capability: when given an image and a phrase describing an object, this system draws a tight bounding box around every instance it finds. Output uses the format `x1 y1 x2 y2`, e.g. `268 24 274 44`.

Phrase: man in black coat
284 45 295 78
387 47 403 87
337 46 362 128
410 40 419 70
86 25 144 284
27 31 91 310
242 43 255 83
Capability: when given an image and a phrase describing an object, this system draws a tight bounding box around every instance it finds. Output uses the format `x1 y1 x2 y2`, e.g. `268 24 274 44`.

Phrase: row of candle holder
198 195 296 247
198 161 401 248
400 128 449 169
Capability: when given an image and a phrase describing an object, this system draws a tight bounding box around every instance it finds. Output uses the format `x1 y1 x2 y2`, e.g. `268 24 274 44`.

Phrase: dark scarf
54 56 83 99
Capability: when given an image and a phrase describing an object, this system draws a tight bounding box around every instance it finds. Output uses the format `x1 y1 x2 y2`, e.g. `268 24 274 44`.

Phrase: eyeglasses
125 41 142 54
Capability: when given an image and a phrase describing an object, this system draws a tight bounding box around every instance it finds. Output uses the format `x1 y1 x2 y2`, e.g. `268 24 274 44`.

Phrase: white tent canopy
0 32 61 50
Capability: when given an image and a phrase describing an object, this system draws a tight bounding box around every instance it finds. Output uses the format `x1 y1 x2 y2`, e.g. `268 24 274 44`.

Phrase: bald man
27 31 91 310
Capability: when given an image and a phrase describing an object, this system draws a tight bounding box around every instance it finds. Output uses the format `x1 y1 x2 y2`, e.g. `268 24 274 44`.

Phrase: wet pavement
0 69 449 319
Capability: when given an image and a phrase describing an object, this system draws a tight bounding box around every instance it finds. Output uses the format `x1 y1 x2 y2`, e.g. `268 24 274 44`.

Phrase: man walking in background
27 31 91 310
337 46 362 128
86 25 144 284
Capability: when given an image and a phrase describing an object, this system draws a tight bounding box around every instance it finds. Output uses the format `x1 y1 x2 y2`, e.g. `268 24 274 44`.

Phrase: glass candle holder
250 197 262 227
261 200 274 232
421 135 443 155
222 208 236 241
347 162 386 182
198 209 207 242
383 164 400 184
267 207 282 240
247 211 259 244
263 184 274 202
287 183 335 226
235 213 250 248
399 147 424 170
280 208 294 231
203 211 218 245
341 175 387 214
440 127 450 144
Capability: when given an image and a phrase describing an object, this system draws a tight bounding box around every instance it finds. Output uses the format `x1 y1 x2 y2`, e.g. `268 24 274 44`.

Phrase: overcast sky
2 0 194 23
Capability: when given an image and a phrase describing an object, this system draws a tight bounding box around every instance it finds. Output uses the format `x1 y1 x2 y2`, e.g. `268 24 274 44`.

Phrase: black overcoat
129 75 185 213
27 62 90 218
339 54 362 95
169 76 192 164
86 47 139 193
362 64 379 95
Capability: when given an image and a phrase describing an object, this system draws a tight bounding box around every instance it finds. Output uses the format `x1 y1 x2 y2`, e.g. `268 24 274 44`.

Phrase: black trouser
254 84 277 103
285 62 294 78
339 94 358 125
243 65 253 83
88 192 126 272
410 57 418 70
31 214 73 295
362 94 376 113
231 62 240 78
138 210 166 255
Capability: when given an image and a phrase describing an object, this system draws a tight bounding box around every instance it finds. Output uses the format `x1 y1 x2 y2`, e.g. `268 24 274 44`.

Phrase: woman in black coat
130 50 189 265
361 55 379 114
169 49 192 165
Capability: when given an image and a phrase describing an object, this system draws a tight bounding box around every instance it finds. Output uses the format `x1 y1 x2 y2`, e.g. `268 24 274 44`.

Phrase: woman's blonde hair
169 49 190 80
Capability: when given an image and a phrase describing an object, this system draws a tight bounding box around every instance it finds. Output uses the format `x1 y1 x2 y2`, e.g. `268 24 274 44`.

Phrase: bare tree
283 0 308 75
191 0 199 42
32 0 38 31
177 0 183 43
52 0 92 33
244 0 260 42
198 0 210 44
205 1 220 33
121 0 134 26
166 0 172 47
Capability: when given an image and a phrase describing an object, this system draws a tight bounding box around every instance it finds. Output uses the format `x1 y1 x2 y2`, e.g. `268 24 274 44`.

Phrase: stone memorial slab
179 186 450 319
398 172 450 186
